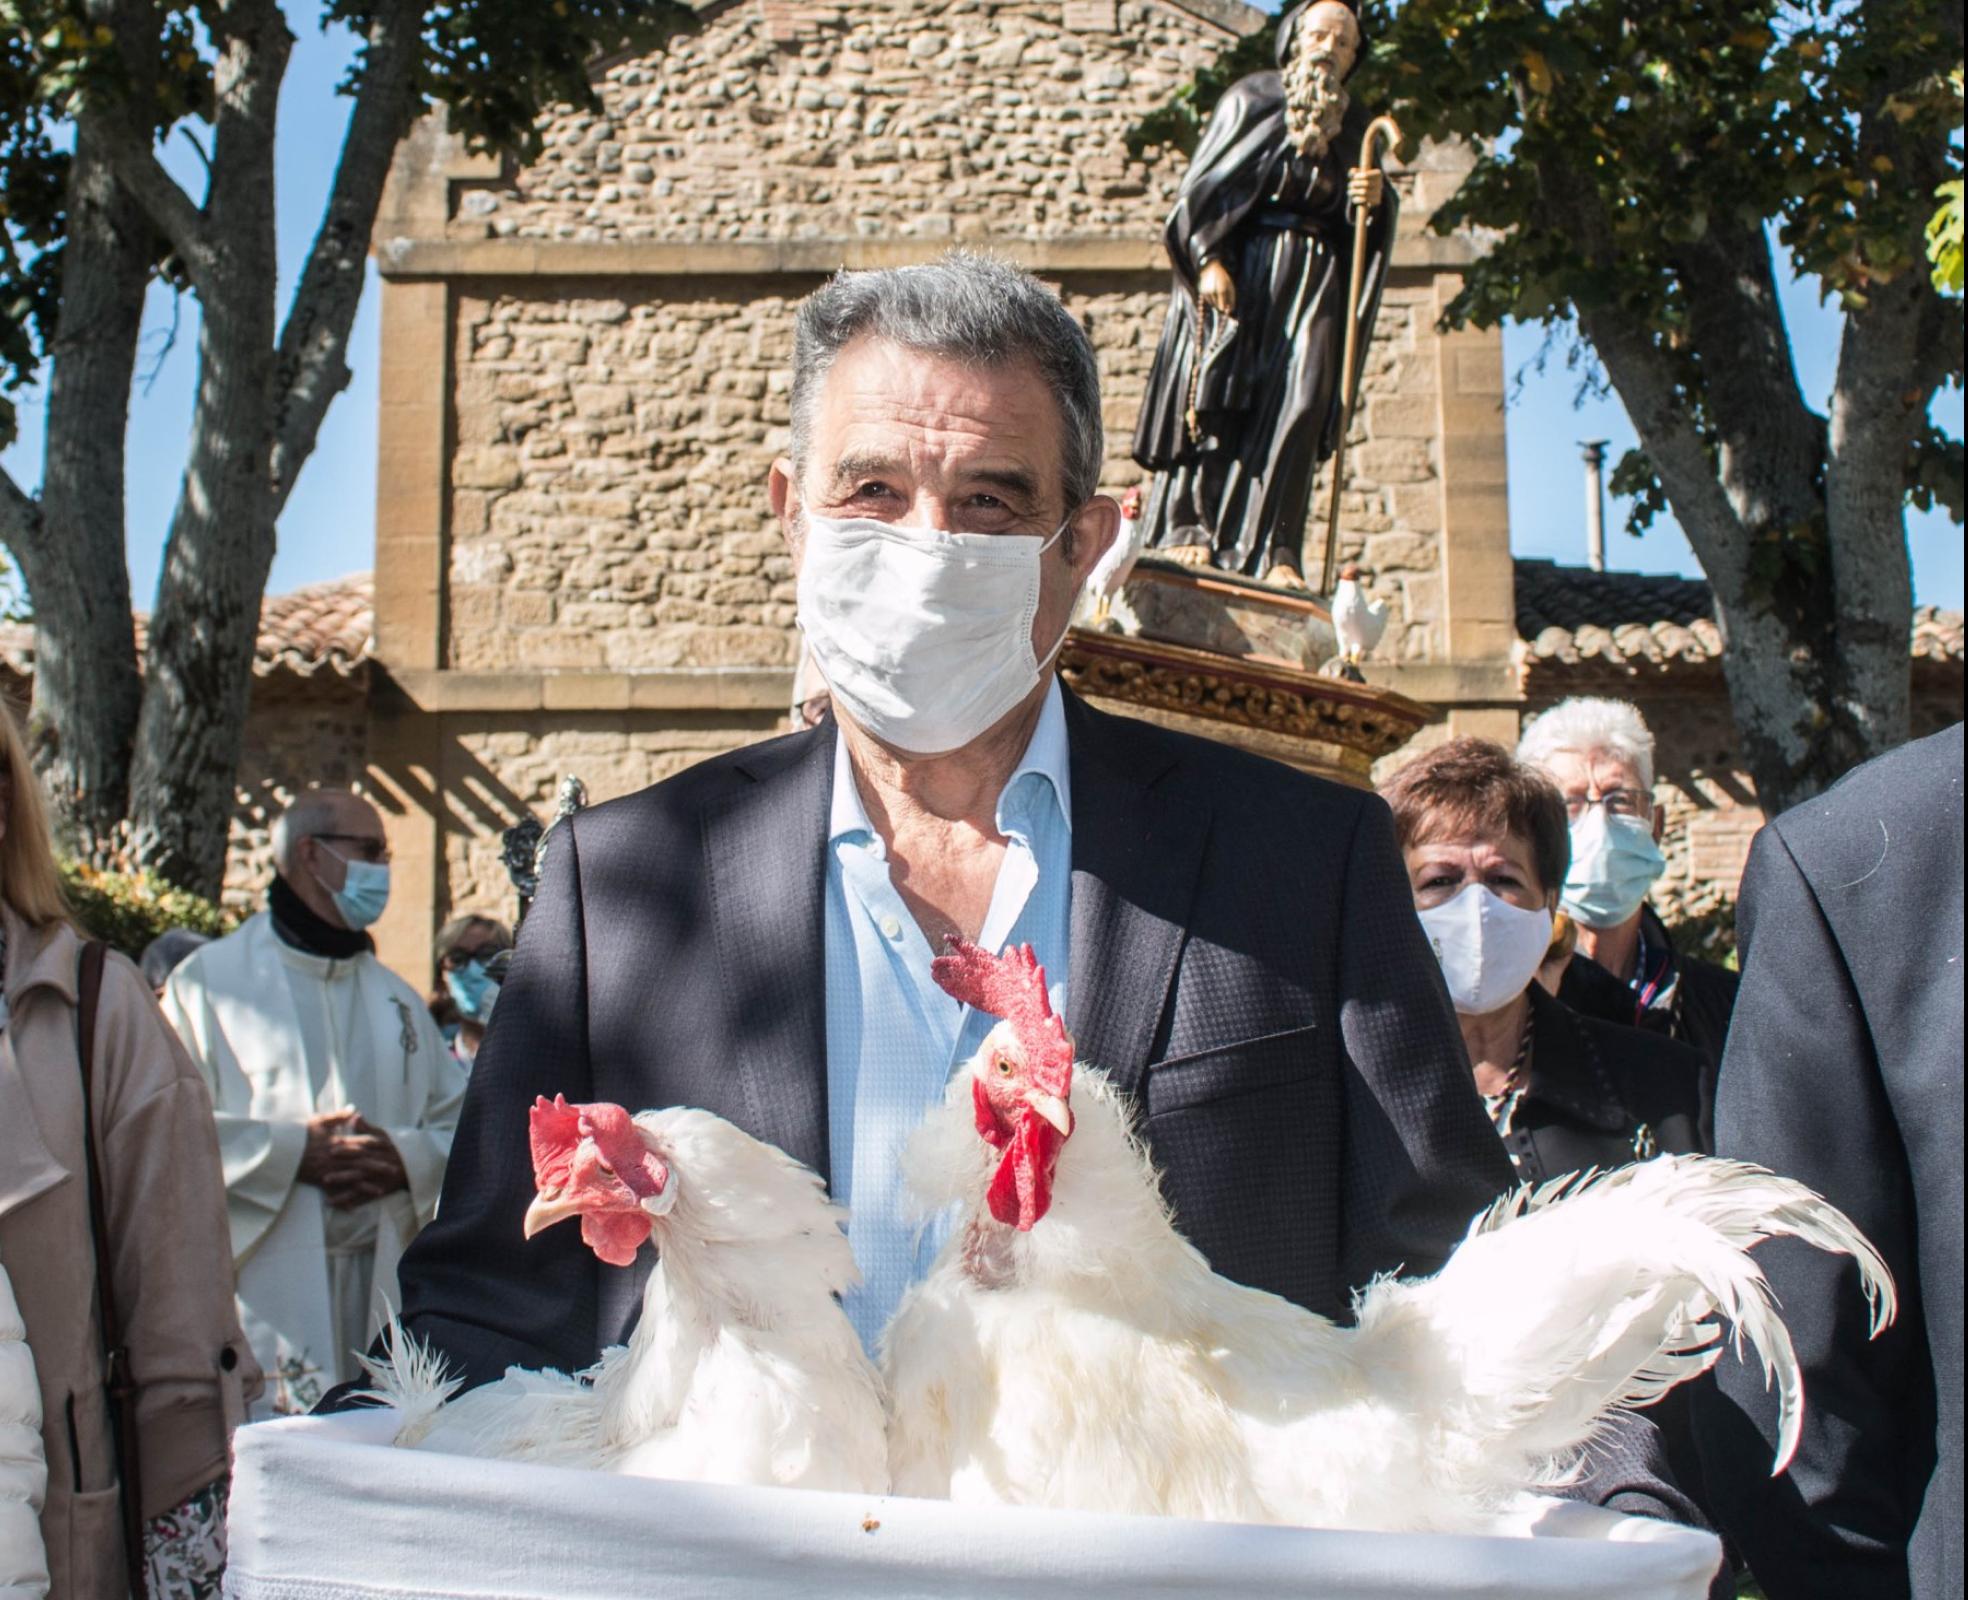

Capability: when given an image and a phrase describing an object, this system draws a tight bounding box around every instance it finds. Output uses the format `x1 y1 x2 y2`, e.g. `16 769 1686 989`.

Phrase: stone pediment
380 1 1273 249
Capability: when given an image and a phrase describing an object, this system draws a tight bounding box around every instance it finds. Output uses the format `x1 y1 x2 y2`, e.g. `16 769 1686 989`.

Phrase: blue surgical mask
1562 807 1666 931
444 960 500 1024
317 847 392 931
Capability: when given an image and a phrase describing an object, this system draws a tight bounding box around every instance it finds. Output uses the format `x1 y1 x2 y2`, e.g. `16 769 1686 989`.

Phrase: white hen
882 938 1894 1533
362 1096 887 1494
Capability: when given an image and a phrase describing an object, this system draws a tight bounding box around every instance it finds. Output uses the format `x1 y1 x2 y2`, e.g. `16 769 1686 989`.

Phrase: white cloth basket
223 1411 1722 1600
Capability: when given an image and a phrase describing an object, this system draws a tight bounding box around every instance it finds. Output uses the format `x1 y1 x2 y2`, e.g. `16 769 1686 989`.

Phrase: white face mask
795 510 1071 756
1416 884 1553 1017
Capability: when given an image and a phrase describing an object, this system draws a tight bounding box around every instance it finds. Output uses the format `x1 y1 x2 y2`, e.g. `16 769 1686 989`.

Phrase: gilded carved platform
1062 556 1431 787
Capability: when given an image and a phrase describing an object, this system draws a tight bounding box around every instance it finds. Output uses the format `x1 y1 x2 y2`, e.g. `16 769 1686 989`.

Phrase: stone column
367 276 451 983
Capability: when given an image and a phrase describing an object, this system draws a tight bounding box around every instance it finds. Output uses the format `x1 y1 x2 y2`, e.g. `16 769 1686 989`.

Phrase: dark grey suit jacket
392 690 1515 1380
1696 721 1963 1600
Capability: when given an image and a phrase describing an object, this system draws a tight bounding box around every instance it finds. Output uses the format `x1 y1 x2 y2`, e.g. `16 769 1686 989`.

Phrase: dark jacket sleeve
1694 823 1925 1598
1333 793 1512 1292
383 820 605 1393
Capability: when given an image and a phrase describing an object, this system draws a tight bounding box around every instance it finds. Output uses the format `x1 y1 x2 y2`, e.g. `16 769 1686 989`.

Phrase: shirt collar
829 677 1073 846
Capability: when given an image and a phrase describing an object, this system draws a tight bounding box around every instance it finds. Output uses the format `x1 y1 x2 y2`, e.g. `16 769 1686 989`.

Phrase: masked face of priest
1283 1 1360 159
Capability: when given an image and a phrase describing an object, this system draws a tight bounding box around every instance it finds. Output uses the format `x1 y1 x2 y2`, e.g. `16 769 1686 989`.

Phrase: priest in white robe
163 790 464 1417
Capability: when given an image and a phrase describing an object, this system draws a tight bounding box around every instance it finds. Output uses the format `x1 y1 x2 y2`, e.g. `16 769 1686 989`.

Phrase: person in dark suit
1695 722 1963 1600
1518 697 1739 1137
350 253 1707 1540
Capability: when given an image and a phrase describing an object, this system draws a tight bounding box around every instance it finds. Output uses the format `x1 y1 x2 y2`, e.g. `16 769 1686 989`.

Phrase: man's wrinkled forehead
803 335 1064 498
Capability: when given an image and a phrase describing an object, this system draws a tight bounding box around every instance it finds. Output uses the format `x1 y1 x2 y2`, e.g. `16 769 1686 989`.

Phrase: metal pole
1314 115 1402 596
1581 439 1608 572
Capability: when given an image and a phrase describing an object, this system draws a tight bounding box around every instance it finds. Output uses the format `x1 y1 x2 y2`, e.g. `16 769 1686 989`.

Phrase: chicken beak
523 1188 584 1239
1026 1093 1073 1138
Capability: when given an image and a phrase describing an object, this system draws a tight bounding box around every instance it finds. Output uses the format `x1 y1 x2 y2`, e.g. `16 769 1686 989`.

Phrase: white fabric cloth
0 1251 47 1600
163 915 464 1417
223 1411 1722 1600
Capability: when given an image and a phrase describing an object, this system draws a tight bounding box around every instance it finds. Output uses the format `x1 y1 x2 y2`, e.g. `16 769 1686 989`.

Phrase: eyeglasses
439 944 506 971
1561 789 1651 822
313 832 392 864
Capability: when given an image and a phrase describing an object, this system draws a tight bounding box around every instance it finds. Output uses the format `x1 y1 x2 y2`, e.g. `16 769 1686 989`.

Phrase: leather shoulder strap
74 939 148 1593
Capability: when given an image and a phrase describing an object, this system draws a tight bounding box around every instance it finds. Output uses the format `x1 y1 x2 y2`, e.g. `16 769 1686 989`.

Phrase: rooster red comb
530 1094 583 1187
932 937 1075 1097
529 1095 651 1187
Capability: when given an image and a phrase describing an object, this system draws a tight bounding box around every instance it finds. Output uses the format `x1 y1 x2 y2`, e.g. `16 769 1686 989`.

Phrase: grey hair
789 250 1105 510
271 788 365 876
1517 697 1657 790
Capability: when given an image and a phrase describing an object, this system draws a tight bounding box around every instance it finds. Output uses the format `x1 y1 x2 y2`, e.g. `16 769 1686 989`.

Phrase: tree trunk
125 14 290 895
10 124 150 860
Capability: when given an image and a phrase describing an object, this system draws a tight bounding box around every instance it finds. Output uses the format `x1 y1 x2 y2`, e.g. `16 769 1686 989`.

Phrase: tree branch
0 462 42 558
94 120 216 290
1577 300 1751 589
269 0 424 511
1669 219 1827 533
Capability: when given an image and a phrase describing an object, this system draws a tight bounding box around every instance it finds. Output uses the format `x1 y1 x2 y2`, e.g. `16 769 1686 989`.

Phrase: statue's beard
1282 48 1349 159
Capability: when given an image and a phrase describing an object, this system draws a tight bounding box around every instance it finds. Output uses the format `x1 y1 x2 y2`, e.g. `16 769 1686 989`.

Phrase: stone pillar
1430 272 1517 744
367 276 451 983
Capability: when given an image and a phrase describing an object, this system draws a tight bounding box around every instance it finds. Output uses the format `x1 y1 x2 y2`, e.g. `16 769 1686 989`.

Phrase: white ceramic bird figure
359 1097 888 1494
1331 561 1390 671
881 937 1895 1535
1077 484 1147 631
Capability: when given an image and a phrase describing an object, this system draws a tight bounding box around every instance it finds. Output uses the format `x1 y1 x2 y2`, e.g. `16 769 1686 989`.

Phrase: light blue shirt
824 680 1074 1352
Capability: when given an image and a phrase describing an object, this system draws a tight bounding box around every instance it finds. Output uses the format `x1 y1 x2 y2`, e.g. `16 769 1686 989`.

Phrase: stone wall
445 263 1450 673
448 0 1237 246
433 710 784 927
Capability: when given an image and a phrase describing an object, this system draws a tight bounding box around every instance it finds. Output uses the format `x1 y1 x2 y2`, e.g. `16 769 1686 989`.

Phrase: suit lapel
1064 694 1211 1099
701 726 835 1182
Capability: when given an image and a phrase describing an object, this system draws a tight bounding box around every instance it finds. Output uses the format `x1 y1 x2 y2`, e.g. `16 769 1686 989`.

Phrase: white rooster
882 938 1894 1533
361 1094 888 1493
1331 560 1390 676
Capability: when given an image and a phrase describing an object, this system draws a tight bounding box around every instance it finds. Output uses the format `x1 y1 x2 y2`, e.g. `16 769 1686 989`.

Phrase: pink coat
0 906 260 1599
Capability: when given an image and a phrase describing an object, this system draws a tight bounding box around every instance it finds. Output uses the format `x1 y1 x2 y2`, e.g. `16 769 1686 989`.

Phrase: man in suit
370 254 1706 1533
1696 722 1963 1599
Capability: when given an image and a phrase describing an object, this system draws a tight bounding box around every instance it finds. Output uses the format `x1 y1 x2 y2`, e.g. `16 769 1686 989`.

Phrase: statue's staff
1311 114 1402 596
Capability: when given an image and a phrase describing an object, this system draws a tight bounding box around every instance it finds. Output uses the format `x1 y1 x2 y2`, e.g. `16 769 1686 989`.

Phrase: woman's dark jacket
1494 982 1717 1529
1499 981 1709 1185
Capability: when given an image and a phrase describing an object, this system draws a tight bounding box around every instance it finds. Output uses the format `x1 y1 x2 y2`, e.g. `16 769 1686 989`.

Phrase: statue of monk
1131 0 1397 588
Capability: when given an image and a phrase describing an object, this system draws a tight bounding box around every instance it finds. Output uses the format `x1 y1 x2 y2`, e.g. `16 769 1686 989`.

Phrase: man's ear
1065 495 1122 583
1651 805 1665 846
769 457 800 569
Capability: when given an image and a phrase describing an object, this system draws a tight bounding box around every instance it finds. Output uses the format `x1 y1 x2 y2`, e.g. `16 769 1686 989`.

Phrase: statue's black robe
1132 79 1397 579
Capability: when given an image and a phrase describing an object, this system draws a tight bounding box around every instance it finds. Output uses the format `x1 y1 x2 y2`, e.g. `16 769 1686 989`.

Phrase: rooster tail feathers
352 1313 462 1447
1361 1156 1896 1485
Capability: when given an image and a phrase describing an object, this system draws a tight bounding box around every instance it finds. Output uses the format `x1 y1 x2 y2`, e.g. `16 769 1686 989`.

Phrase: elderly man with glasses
1518 698 1740 1137
163 788 463 1417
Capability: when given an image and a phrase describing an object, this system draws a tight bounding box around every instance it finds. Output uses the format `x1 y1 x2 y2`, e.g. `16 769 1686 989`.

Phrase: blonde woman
0 705 259 1599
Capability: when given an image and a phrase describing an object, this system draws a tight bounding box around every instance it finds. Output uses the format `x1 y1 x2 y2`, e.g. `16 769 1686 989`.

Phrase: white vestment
162 913 463 1418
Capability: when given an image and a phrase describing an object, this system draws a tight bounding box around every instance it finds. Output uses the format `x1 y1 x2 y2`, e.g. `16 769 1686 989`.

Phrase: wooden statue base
1065 556 1430 788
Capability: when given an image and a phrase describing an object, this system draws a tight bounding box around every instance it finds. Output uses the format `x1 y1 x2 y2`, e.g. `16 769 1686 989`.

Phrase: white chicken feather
882 939 1894 1533
359 1100 888 1493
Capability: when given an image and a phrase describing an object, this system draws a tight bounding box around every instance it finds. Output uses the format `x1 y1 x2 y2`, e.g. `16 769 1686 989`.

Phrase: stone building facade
361 0 1518 978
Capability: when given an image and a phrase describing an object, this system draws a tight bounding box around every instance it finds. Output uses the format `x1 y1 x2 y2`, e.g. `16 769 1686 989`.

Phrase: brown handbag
75 938 149 1599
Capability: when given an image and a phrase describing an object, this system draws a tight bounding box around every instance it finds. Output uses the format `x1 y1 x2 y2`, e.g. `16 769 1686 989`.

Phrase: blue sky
2 14 1961 613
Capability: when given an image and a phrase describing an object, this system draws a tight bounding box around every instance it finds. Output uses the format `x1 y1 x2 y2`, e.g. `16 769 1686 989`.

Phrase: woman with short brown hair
0 704 260 1597
1379 737 1706 1182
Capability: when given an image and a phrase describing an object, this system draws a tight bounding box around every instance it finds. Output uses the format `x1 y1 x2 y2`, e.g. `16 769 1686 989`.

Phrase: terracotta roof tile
0 573 373 682
1514 559 1961 670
